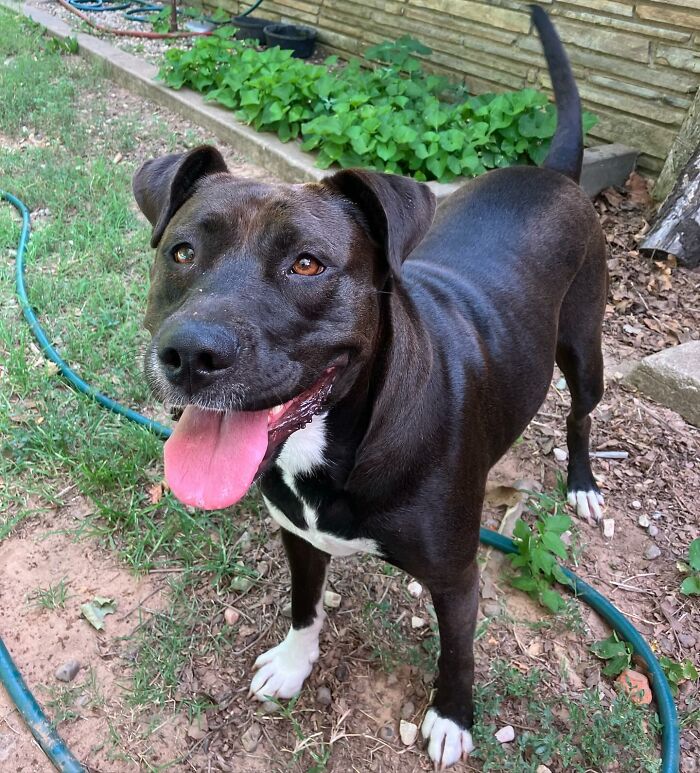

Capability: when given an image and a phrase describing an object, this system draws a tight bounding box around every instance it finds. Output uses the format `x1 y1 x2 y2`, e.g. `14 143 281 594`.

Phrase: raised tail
530 5 582 182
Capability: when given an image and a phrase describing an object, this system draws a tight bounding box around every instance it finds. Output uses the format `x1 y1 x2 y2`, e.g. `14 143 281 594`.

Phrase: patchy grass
29 577 71 609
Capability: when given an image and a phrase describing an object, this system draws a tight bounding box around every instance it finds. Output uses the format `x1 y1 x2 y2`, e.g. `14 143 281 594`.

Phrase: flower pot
233 15 269 43
264 23 317 59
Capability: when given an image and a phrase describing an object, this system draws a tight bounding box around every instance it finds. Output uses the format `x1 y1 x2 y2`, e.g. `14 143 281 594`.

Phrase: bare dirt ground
1 46 699 773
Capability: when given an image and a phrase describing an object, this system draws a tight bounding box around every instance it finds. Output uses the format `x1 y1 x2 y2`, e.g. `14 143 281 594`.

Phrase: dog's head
133 145 435 510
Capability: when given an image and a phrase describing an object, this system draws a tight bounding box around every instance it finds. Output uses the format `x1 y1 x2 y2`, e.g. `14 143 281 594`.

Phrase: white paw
249 621 322 701
568 489 604 523
421 708 475 769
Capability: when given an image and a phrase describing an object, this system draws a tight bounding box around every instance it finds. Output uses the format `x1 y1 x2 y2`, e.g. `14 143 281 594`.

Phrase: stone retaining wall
212 0 700 175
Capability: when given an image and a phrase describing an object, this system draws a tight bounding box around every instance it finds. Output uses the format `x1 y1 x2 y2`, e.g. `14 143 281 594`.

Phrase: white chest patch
264 414 380 558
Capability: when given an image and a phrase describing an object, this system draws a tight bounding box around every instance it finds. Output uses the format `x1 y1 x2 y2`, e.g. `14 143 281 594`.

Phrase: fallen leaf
80 597 117 630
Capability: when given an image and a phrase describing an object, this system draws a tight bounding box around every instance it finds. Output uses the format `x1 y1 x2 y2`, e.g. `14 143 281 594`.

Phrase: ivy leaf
539 588 565 612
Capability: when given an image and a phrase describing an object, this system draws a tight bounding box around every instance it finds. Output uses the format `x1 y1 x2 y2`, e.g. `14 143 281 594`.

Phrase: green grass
29 578 70 609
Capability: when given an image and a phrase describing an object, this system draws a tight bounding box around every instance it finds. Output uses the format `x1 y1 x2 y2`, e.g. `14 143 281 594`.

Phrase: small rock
324 590 341 609
495 725 515 743
602 518 615 538
647 524 659 538
638 514 651 528
560 530 573 547
678 633 697 648
224 608 240 626
315 686 332 706
616 669 652 705
555 376 568 391
241 722 261 753
257 701 279 715
401 701 415 720
55 660 81 683
482 602 500 618
553 447 568 462
281 602 293 618
631 500 642 510
536 766 553 773
256 561 269 577
645 544 661 560
230 575 253 593
334 662 349 682
75 694 90 708
411 616 426 629
407 580 423 598
399 720 418 746
652 511 663 520
379 725 394 742
186 714 209 740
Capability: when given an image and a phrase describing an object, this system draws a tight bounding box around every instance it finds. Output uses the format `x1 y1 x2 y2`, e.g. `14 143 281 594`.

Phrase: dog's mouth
163 368 337 510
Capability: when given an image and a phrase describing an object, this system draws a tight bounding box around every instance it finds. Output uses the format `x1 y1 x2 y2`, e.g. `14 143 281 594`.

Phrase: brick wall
217 0 700 174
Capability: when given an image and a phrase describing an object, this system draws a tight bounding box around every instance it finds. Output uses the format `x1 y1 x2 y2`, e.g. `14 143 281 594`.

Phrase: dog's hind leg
555 245 607 523
249 528 330 700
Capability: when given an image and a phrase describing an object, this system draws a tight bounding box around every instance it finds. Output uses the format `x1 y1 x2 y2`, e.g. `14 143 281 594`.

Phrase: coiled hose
1 190 680 772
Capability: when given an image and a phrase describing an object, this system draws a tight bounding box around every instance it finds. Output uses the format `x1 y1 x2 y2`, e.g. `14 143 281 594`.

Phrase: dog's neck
339 278 435 499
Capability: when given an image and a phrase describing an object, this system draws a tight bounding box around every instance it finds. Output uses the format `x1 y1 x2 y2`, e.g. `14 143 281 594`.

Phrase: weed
29 578 70 609
42 667 104 725
590 631 633 676
508 492 574 612
273 695 332 772
678 537 700 595
659 656 699 696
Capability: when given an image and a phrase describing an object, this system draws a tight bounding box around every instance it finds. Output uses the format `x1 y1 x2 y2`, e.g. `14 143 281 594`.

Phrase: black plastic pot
233 15 269 43
263 23 317 59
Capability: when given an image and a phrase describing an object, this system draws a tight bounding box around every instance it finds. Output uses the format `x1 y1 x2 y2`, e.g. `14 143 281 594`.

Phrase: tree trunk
641 141 700 269
654 85 700 202
169 0 178 32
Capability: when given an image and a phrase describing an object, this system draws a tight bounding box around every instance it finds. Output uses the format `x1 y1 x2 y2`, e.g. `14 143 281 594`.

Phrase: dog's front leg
421 560 479 768
250 528 330 701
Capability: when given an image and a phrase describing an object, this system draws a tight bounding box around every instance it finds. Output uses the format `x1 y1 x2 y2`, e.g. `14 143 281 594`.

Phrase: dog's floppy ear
324 169 436 276
132 145 228 248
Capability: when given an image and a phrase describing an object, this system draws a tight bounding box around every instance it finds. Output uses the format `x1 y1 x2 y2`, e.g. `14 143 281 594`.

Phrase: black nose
157 321 239 393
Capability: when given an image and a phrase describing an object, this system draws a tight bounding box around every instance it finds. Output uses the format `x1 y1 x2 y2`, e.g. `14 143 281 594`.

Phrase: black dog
133 6 606 766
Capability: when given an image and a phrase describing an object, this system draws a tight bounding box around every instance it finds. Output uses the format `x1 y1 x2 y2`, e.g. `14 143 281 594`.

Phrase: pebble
258 701 279 715
315 686 332 706
324 590 341 609
536 766 553 773
240 722 261 753
335 662 349 682
379 725 395 742
648 524 659 538
553 447 568 462
281 602 293 618
555 377 568 391
399 720 418 746
411 616 426 629
407 580 423 598
638 514 651 528
645 544 661 560
483 602 500 618
495 725 515 743
631 500 642 510
678 633 696 648
401 701 415 720
55 660 81 683
256 560 269 577
224 608 240 626
602 518 615 539
560 530 573 547
230 575 253 593
186 715 208 741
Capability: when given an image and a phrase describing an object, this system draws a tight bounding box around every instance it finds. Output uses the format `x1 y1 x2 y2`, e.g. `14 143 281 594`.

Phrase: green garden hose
1 190 681 772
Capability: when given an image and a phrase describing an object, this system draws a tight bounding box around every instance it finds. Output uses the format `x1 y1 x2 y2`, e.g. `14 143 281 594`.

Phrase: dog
132 6 607 766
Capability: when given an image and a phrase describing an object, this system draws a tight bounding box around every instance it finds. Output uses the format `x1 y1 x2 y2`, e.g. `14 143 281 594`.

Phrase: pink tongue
164 405 269 510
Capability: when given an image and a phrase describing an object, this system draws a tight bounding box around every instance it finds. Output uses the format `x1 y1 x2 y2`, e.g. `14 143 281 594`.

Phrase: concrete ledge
3 0 637 198
625 341 700 427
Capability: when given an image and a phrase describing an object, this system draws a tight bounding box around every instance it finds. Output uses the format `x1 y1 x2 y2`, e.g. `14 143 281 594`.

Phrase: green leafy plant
591 632 633 677
508 497 574 613
159 30 597 183
659 656 699 696
678 537 700 595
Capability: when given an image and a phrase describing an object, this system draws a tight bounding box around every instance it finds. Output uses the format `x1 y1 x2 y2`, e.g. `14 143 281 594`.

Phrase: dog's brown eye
291 254 324 276
172 243 195 264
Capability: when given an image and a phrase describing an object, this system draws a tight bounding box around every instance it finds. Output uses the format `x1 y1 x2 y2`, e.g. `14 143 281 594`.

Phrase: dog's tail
531 5 582 182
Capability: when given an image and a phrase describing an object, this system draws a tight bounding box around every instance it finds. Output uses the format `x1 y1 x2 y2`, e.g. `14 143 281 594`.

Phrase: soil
1 16 699 772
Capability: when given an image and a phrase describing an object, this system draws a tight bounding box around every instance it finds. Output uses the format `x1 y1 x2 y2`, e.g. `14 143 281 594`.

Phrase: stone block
637 4 700 30
579 144 638 197
626 342 700 427
655 43 700 74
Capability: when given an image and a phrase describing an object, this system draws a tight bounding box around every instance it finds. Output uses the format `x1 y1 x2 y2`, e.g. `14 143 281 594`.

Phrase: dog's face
133 146 435 510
